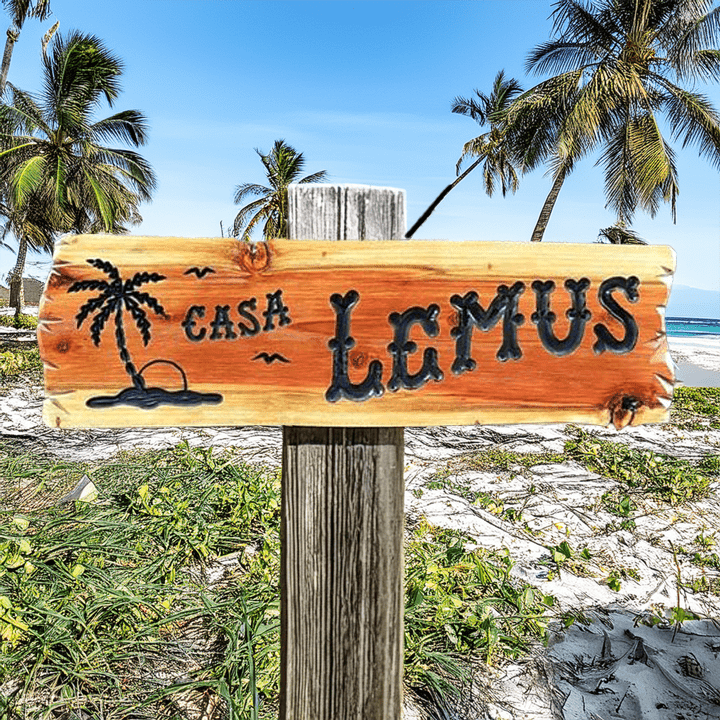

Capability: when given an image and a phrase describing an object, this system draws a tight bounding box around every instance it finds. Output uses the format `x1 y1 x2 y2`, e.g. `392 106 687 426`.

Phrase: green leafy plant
565 428 715 505
0 313 37 330
606 574 622 592
0 347 42 380
671 387 720 430
404 521 553 692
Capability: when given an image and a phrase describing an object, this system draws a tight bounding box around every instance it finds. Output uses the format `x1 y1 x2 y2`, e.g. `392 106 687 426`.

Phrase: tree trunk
405 157 482 238
8 234 26 314
0 27 19 96
281 184 406 720
531 170 567 242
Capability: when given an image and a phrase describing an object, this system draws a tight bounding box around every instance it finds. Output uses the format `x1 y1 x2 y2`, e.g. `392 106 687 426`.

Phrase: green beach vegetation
0 441 554 719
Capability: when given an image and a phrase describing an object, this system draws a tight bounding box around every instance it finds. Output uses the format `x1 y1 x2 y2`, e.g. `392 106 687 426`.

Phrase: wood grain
281 426 404 720
281 183 405 720
38 235 675 429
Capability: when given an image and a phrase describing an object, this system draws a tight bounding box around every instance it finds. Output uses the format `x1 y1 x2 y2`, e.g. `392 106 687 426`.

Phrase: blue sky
1 0 718 294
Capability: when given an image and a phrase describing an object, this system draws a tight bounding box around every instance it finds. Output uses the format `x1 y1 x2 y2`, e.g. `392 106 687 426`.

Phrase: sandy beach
668 336 720 386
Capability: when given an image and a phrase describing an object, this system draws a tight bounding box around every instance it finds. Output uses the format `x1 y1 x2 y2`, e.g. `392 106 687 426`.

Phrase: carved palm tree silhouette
69 258 166 391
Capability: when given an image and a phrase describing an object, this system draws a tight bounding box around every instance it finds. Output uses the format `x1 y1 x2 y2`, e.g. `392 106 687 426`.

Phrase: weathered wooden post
281 184 405 719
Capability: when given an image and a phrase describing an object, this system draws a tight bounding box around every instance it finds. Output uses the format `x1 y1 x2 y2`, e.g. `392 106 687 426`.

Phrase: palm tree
232 139 327 240
597 220 647 244
406 71 523 238
0 0 53 96
0 31 156 311
0 198 54 311
509 0 720 241
70 258 166 391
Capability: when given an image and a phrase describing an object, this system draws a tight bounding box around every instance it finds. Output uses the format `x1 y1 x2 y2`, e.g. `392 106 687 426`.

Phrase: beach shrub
404 521 554 691
0 314 37 330
565 428 715 504
671 387 720 430
0 443 555 718
0 348 42 380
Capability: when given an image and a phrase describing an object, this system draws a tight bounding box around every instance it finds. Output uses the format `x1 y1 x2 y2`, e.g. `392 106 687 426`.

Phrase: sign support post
280 185 406 719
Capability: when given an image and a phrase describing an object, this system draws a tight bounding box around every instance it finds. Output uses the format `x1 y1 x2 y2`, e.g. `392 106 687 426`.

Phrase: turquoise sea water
666 317 720 338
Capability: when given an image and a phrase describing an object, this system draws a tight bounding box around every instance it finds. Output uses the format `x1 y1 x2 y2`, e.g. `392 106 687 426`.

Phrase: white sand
668 335 720 373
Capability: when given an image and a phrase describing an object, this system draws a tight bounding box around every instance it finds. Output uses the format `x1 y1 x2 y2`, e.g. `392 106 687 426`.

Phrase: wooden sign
38 235 675 429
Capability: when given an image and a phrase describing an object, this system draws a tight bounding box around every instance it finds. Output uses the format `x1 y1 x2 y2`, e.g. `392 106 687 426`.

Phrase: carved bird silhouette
184 267 216 278
252 352 290 364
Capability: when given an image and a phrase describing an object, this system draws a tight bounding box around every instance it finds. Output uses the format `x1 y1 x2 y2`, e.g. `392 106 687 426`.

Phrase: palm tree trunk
0 27 19 96
531 170 567 242
8 235 26 316
405 157 483 238
115 309 146 390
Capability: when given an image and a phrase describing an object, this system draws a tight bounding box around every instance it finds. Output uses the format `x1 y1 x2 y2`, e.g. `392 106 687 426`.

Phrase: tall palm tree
0 0 53 96
509 0 720 241
0 31 156 310
232 139 327 240
406 71 524 238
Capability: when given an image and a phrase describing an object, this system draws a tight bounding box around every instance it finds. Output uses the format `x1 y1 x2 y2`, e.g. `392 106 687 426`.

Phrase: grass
0 444 282 719
0 442 554 719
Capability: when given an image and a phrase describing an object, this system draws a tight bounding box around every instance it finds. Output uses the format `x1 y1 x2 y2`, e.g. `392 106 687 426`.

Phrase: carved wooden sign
38 235 675 429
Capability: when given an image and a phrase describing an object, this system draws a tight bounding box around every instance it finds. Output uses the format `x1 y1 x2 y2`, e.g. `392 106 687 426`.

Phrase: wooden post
280 184 406 720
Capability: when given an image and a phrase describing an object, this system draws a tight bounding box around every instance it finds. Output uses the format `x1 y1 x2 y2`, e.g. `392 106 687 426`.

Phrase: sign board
38 235 675 429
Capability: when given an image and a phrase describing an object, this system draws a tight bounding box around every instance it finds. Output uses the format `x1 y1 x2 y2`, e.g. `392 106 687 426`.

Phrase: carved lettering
326 290 384 402
238 298 261 336
182 305 207 342
531 278 591 356
263 289 291 331
210 305 238 340
387 304 443 392
593 276 639 354
450 282 525 374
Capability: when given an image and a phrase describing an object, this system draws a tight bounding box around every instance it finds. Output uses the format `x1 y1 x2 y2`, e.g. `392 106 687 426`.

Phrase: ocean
666 317 720 338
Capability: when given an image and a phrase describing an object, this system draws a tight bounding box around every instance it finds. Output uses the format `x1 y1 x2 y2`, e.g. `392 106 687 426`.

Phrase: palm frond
231 197 268 237
452 93 490 123
3 0 51 27
126 271 166 292
124 298 151 346
598 222 647 244
233 183 271 205
10 154 45 206
89 110 150 146
660 82 720 170
88 300 114 346
527 40 605 76
86 257 120 281
68 278 110 294
74 289 111 328
133 290 166 319
298 169 328 184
